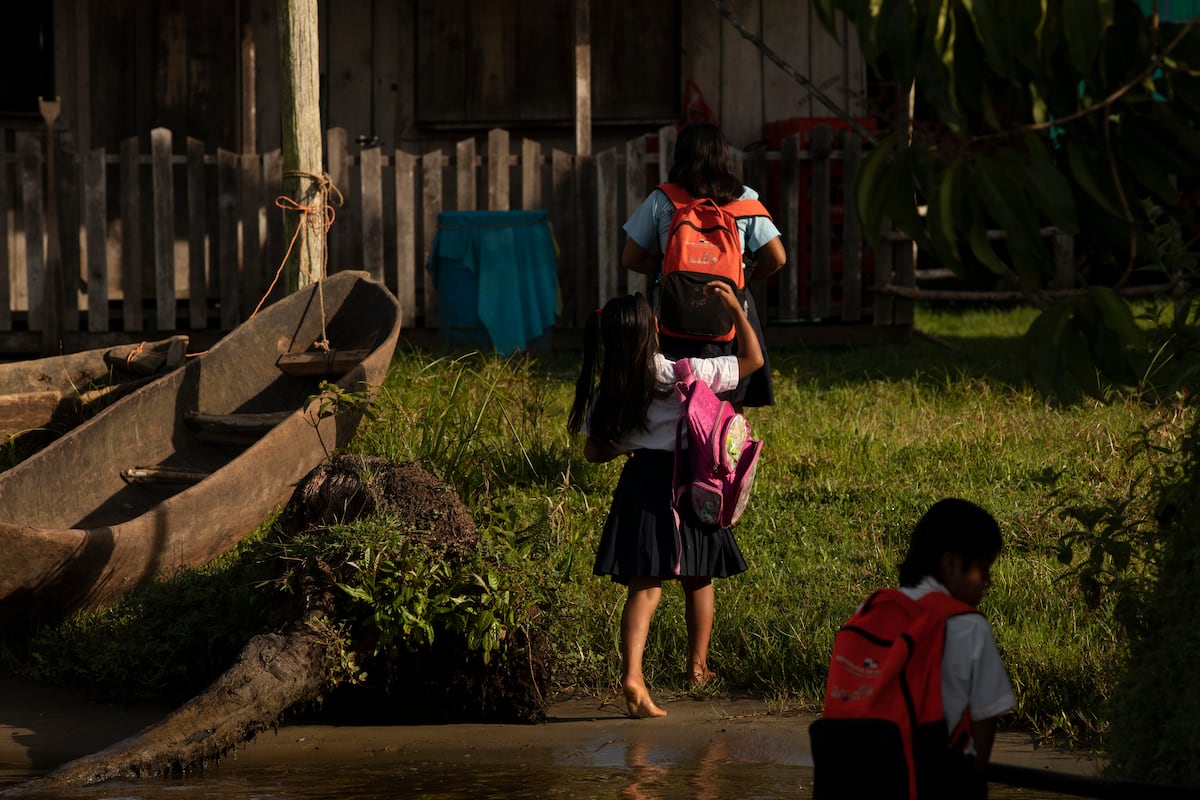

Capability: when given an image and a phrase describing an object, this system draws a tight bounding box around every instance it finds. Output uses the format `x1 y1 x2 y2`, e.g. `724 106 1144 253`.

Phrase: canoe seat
276 349 370 378
121 465 210 486
185 410 291 447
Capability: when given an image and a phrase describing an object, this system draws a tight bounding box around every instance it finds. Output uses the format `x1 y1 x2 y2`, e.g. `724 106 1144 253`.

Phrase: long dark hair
667 123 744 205
897 498 1003 587
567 293 660 444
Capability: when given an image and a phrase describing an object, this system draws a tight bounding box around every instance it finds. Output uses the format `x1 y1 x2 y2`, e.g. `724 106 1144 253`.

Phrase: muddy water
5 756 1083 800
0 683 1095 799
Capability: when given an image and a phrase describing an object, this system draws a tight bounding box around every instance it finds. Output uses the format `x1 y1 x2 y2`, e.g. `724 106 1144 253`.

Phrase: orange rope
125 341 146 369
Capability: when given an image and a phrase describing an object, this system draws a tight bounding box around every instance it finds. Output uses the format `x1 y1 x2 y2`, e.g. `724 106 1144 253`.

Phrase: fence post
624 134 649 297
842 133 864 322
487 128 510 211
19 134 45 334
595 148 618 303
360 145 384 283
456 136 476 211
521 138 542 211
119 135 143 332
420 149 444 327
84 146 108 333
186 137 207 328
810 125 833 319
393 148 418 325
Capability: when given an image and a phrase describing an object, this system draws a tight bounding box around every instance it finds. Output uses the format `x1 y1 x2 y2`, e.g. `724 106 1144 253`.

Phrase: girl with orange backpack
622 123 785 409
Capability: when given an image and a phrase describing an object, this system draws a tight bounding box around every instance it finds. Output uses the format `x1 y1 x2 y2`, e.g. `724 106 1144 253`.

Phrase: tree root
3 616 338 794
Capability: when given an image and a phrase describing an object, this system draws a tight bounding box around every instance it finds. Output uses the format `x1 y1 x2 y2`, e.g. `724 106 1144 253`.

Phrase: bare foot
688 668 718 687
623 687 668 718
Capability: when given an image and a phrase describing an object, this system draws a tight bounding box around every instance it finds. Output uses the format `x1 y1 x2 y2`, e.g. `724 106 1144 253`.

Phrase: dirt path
0 680 1101 785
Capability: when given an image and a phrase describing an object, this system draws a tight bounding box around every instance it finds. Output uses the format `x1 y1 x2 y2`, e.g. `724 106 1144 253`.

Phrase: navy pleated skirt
592 449 749 584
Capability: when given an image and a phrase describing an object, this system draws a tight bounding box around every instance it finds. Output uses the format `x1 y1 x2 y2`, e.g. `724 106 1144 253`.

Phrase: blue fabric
427 210 559 354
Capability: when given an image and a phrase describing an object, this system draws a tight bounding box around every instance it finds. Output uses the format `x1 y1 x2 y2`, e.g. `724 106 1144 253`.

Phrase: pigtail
567 308 603 435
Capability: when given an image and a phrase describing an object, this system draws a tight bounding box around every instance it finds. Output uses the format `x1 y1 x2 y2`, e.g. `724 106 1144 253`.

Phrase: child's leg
682 576 715 685
620 577 667 718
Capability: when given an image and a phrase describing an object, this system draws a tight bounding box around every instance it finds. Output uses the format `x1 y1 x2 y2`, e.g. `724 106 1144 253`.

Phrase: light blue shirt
622 186 782 260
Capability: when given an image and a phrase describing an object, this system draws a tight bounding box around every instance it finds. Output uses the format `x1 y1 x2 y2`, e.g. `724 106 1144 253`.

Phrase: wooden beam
574 0 592 157
277 0 325 290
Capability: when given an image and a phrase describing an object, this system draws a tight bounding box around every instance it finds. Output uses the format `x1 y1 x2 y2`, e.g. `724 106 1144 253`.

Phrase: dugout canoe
0 270 402 634
0 336 189 452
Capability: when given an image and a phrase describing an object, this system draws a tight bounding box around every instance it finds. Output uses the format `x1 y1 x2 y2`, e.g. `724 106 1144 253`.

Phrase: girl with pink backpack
567 285 762 719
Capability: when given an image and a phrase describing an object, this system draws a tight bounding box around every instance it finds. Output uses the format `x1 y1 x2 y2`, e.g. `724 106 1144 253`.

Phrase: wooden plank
150 128 176 330
719 0 764 148
415 0 467 123
744 145 770 306
873 220 896 326
762 0 810 120
521 138 543 210
421 149 444 326
810 2 848 121
468 0 518 120
84 147 109 333
810 125 832 318
372 0 403 147
393 148 418 327
680 0 721 129
19 134 45 332
576 155 597 321
456 137 476 211
186 137 207 328
360 145 384 282
574 0 592 156
517 0 571 121
840 10 868 116
262 148 284 307
326 127 353 272
325 0 374 143
119 135 143 332
55 130 81 335
239 152 265 317
487 128 510 211
658 125 676 184
0 127 10 331
251 0 281 151
841 133 863 321
551 148 578 326
217 148 240 330
276 348 370 377
624 135 649 296
595 148 618 304
121 465 209 486
779 135 801 320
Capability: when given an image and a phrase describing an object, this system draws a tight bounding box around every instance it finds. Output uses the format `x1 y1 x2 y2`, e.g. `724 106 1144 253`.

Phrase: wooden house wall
49 0 868 159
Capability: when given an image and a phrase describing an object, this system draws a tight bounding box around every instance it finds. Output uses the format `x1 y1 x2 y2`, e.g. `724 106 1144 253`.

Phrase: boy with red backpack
622 123 785 409
810 498 1016 799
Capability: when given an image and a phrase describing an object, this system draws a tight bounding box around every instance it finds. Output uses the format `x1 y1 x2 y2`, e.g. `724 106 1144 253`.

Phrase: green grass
5 303 1187 749
345 303 1190 743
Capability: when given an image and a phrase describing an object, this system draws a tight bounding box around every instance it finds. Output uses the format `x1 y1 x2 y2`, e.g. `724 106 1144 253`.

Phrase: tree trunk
7 608 339 792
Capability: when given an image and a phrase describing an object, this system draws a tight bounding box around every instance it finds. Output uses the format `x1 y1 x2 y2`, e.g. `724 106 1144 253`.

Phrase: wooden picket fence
0 123 912 355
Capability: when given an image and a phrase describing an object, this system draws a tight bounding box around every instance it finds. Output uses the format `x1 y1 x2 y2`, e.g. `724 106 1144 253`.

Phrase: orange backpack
656 183 770 342
810 589 978 800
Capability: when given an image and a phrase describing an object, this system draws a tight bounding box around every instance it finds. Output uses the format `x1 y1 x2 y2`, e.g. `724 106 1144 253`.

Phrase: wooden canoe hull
0 335 189 444
0 271 402 633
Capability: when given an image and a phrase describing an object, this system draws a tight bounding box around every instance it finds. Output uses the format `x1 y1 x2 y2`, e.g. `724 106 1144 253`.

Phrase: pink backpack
672 358 763 528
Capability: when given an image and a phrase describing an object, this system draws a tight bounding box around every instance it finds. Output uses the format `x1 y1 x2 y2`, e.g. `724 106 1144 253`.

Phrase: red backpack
656 183 770 342
671 358 763 531
810 589 978 800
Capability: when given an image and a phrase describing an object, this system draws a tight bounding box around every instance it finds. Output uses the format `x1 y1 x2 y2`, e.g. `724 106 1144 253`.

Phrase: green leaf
1024 156 1080 233
853 133 898 250
966 208 1010 277
1088 285 1147 349
960 0 1010 77
1062 0 1114 75
1066 141 1125 220
1024 302 1073 396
